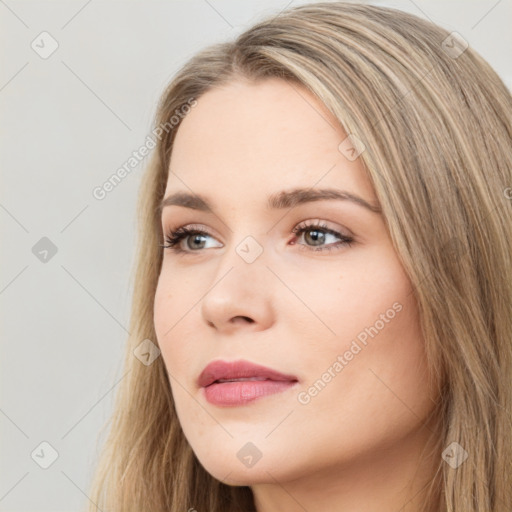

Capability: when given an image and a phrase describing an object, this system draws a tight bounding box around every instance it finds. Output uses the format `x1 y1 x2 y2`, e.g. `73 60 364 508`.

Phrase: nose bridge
214 230 269 296
200 228 274 331
216 211 270 271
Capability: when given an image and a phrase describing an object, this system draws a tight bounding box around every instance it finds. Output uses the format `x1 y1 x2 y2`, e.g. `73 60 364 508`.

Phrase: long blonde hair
87 2 512 511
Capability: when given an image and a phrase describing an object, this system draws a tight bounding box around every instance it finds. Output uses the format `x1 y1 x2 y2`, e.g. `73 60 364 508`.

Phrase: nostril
233 316 253 324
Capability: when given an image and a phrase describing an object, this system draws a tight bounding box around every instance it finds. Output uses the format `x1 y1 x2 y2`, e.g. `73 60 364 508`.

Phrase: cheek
291 248 432 413
154 263 197 335
153 277 170 343
287 247 414 347
153 273 191 373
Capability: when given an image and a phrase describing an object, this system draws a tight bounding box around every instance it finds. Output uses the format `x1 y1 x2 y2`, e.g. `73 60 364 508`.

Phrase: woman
88 2 512 511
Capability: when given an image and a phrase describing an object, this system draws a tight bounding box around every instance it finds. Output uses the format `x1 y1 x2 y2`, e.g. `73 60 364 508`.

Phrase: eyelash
160 221 354 255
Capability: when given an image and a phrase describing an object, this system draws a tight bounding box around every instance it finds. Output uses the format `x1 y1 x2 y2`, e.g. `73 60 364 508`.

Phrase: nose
201 244 275 334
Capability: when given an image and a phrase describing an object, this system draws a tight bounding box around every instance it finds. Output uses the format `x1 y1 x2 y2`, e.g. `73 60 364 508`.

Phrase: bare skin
154 76 440 512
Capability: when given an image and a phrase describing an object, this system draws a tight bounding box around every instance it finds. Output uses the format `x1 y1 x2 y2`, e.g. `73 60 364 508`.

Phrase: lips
198 359 298 388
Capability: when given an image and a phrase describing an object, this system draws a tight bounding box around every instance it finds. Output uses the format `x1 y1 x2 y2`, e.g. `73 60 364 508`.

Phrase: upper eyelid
163 220 348 236
159 200 370 230
163 221 352 245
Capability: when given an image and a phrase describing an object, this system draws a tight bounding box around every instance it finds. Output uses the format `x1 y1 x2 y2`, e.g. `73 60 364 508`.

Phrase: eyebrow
158 187 382 215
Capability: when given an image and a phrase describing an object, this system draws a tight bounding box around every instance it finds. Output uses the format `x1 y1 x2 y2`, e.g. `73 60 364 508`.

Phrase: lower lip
203 380 297 406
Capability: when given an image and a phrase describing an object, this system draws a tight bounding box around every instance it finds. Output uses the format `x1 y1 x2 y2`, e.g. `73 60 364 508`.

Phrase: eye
290 221 354 252
160 224 221 254
160 221 354 255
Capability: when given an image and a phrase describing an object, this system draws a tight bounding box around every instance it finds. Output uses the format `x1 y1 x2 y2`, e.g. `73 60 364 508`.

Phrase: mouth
198 359 298 407
214 377 272 383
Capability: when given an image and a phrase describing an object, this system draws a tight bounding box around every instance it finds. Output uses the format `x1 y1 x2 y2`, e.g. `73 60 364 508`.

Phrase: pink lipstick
198 359 298 407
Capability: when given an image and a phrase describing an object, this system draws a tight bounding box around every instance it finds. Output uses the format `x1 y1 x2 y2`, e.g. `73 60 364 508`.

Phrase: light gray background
1 1 510 510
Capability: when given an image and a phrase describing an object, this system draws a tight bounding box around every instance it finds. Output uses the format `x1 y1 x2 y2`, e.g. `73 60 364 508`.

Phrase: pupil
190 234 205 249
306 229 324 246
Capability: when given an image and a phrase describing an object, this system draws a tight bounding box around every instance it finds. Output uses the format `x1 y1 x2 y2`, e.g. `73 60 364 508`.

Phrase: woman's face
154 77 438 488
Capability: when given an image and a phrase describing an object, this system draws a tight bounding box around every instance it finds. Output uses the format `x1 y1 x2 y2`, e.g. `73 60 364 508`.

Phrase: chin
196 457 270 485
194 443 312 488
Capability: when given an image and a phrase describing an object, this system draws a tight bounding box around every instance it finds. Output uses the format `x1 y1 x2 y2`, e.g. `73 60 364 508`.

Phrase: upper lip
198 359 298 388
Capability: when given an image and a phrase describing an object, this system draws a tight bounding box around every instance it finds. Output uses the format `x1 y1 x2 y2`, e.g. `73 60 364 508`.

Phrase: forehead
165 77 375 204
